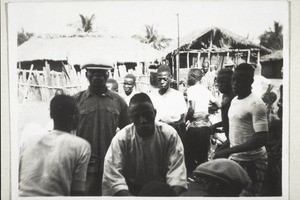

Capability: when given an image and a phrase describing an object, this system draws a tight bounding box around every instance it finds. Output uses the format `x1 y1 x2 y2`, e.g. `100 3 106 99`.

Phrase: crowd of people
18 59 283 197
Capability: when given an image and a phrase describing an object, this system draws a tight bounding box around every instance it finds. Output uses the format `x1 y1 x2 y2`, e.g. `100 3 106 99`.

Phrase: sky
9 1 288 43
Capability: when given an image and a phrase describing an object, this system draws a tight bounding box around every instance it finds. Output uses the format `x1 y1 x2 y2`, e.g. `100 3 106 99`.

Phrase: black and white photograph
3 0 290 199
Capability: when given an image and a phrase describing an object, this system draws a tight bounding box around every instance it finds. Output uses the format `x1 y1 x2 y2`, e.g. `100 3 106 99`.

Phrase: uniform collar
86 87 113 99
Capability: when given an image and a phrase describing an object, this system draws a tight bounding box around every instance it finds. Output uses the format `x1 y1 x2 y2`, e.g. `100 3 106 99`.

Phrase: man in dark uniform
74 61 130 196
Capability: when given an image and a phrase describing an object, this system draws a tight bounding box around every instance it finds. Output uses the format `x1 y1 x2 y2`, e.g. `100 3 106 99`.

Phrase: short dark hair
129 93 153 107
124 74 136 82
218 68 233 77
189 68 203 80
107 78 119 90
235 63 255 78
157 64 171 74
50 95 78 123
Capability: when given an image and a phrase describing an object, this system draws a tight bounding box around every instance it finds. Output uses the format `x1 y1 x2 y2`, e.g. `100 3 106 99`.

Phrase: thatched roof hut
167 26 271 54
260 50 283 62
17 35 162 67
260 50 283 79
163 26 271 85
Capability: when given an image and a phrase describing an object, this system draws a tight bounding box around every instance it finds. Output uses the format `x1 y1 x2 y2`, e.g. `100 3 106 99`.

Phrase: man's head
86 68 109 89
83 63 112 90
217 68 233 94
106 78 119 92
157 65 172 93
192 159 251 197
187 68 202 86
129 93 156 138
232 63 255 98
50 95 79 132
202 61 209 74
123 74 136 95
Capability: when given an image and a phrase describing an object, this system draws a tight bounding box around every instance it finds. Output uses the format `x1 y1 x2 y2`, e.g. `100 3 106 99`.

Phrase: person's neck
159 87 169 95
89 86 107 95
237 90 251 99
54 125 72 133
125 90 133 96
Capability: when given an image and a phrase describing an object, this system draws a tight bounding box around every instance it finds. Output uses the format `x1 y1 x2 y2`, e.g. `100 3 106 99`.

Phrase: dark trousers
85 172 102 196
185 127 211 173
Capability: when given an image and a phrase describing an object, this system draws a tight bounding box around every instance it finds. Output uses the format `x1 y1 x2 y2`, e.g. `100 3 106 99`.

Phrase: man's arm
165 130 188 195
102 132 131 196
214 131 267 159
118 97 131 129
70 141 91 196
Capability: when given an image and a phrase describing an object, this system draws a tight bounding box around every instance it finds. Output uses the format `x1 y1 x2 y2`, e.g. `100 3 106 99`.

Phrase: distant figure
261 84 282 196
191 159 252 196
121 74 138 105
74 62 130 196
223 57 236 70
139 181 177 196
106 78 119 92
214 63 268 196
19 95 91 196
211 68 235 140
102 93 187 196
149 64 187 139
201 61 215 90
185 68 220 172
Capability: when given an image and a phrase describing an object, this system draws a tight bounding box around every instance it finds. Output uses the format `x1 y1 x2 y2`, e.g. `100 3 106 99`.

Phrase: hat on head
80 57 113 70
193 159 251 188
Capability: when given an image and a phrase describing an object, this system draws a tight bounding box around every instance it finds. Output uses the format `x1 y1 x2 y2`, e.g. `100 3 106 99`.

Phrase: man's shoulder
73 90 88 101
155 122 177 137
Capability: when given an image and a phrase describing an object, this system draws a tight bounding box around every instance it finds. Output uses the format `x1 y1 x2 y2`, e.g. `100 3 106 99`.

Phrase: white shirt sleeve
251 102 268 132
165 129 188 189
71 141 91 192
102 133 128 196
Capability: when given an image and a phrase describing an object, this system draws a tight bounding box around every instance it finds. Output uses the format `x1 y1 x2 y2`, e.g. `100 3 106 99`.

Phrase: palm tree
259 21 283 50
17 28 34 46
132 25 172 50
67 14 96 33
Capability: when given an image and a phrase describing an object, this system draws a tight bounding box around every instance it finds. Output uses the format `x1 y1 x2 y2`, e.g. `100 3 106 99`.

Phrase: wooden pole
171 56 175 75
176 13 180 88
187 52 190 68
22 64 34 104
247 50 251 63
197 52 201 68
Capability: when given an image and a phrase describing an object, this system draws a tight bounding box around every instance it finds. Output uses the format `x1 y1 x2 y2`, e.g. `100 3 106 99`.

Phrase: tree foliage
259 21 283 50
67 14 96 33
132 25 172 50
17 28 34 46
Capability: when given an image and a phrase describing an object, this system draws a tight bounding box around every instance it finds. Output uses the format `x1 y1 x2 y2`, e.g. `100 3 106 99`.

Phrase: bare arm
214 131 267 159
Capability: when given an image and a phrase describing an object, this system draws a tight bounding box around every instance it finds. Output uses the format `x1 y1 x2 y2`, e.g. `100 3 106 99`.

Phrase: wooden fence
18 63 87 103
17 62 152 103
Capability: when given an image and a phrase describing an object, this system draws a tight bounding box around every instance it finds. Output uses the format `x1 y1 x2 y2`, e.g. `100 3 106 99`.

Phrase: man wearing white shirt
121 74 138 105
185 68 220 172
149 65 187 139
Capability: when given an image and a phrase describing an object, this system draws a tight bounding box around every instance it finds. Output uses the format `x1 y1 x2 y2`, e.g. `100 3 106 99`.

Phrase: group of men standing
19 59 273 197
